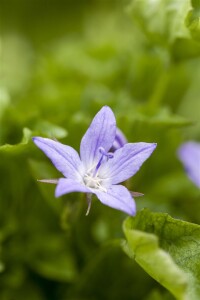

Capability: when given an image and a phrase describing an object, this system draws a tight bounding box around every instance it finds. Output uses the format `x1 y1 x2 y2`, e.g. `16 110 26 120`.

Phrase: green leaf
28 159 62 213
1 35 33 94
135 107 192 128
0 87 10 120
128 0 192 44
123 208 200 300
122 107 192 136
28 234 77 282
185 1 200 41
33 120 68 139
0 281 45 300
0 121 67 155
0 128 32 154
31 252 77 282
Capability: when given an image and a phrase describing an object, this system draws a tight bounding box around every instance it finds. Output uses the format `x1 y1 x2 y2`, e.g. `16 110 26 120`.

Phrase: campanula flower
178 141 200 188
33 106 156 215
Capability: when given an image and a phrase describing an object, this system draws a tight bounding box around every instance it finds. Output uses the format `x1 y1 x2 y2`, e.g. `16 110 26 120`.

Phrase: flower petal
111 127 127 151
80 106 116 169
178 142 200 188
32 137 83 180
55 178 91 197
102 142 157 184
38 179 58 184
94 185 136 215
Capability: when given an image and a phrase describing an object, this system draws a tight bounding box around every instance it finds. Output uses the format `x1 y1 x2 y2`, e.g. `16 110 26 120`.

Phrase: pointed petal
80 106 116 169
130 191 144 197
33 137 82 180
55 178 91 197
178 142 200 188
103 142 157 184
38 179 58 184
95 185 136 215
86 194 92 216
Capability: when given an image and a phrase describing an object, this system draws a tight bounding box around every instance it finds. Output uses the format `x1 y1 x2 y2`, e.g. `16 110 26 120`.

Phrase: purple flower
32 106 157 215
178 142 200 188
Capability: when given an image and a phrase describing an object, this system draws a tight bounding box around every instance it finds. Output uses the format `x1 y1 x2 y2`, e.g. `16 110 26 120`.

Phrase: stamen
99 147 114 159
83 147 113 192
94 147 113 174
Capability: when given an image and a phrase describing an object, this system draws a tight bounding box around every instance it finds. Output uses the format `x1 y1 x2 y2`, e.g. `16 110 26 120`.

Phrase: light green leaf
126 106 192 128
185 1 200 40
123 208 200 300
0 87 10 120
128 0 192 44
1 34 33 94
33 120 68 139
0 128 32 154
0 121 67 155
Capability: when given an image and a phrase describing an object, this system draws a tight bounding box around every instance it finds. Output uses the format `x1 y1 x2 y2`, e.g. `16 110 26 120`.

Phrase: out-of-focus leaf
0 233 5 274
0 88 10 120
146 289 174 300
0 281 45 300
0 128 32 154
0 121 67 155
123 208 200 300
28 234 77 282
0 262 5 273
185 1 200 41
32 255 76 282
1 34 33 94
33 120 68 139
0 88 10 144
123 106 192 130
128 0 192 44
28 159 62 213
68 245 158 300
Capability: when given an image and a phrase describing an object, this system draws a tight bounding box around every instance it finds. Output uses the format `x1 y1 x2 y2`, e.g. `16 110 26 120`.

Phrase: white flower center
82 147 113 192
83 172 106 192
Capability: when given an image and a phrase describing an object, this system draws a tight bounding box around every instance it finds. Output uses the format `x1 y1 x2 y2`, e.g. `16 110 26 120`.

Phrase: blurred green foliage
1 0 200 299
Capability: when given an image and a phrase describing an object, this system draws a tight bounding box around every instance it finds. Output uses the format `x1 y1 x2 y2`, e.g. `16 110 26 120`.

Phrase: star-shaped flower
33 106 156 215
178 141 200 188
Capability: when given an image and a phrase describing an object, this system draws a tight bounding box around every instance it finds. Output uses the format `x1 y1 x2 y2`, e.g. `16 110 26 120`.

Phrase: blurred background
0 0 200 299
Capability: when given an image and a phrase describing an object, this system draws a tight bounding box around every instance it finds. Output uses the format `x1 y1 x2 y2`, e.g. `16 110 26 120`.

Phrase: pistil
83 147 113 191
94 147 113 175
